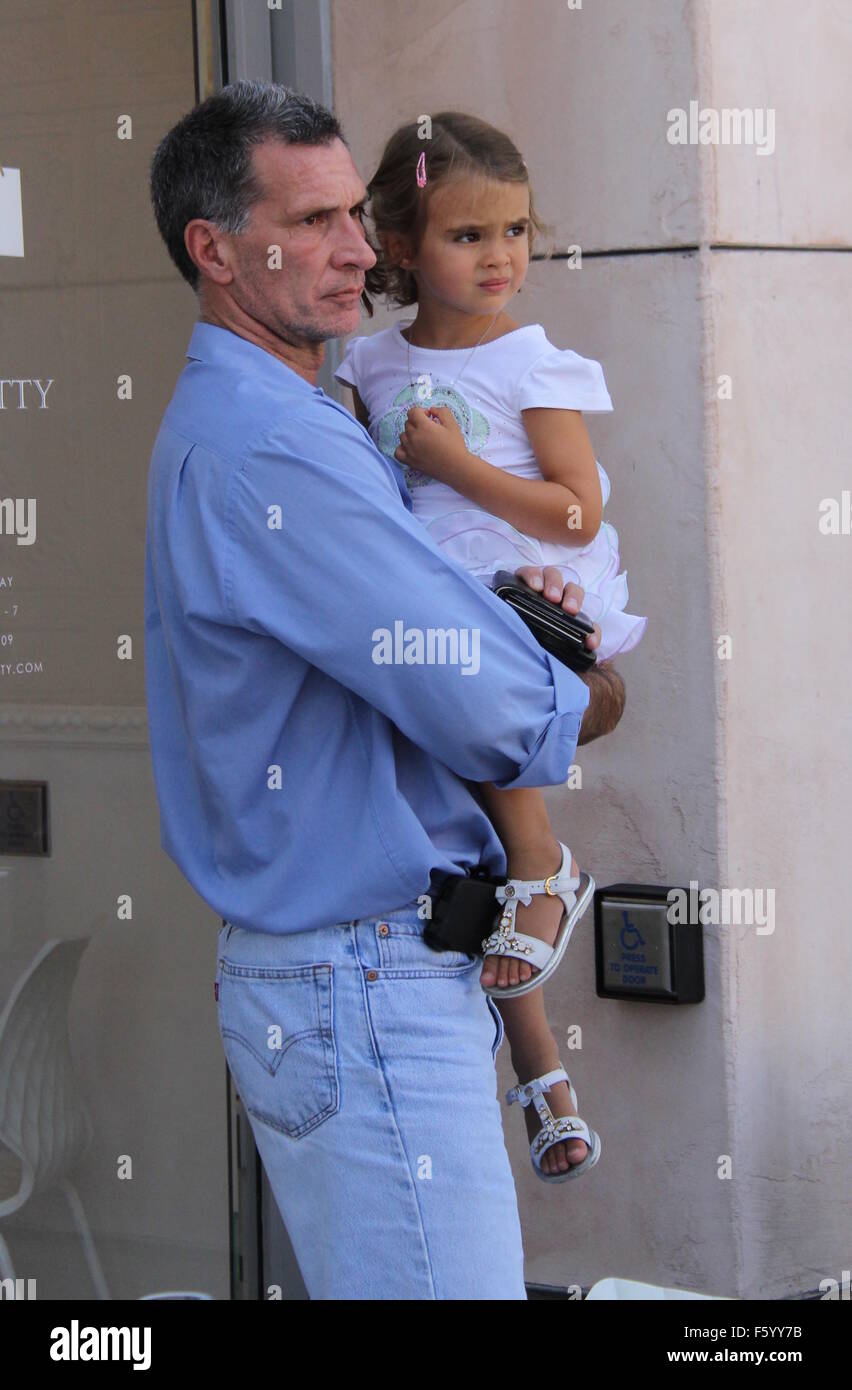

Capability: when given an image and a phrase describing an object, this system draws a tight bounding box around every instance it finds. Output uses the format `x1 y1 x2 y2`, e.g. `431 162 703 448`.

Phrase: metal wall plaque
595 883 704 1003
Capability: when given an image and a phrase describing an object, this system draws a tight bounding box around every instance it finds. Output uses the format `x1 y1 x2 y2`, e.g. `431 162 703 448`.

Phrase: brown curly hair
360 111 553 317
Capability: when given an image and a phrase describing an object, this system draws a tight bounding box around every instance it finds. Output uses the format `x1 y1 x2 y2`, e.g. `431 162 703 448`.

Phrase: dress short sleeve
333 334 363 390
515 347 613 413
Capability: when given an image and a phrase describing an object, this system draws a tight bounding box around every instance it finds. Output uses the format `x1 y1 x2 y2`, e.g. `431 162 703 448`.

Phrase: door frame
192 0 342 396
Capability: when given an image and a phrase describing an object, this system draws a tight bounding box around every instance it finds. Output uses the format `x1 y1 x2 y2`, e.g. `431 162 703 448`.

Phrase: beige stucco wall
714 249 852 1283
703 0 852 1294
331 0 851 1297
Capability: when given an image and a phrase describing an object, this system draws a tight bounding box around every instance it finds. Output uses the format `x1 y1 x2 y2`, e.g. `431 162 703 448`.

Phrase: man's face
222 136 376 345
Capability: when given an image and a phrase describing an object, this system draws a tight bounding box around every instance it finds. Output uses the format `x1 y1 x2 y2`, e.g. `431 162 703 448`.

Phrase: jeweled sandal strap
532 1113 592 1158
480 924 552 970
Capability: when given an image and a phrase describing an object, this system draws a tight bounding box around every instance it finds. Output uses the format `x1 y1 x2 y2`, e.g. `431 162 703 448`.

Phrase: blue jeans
215 897 527 1299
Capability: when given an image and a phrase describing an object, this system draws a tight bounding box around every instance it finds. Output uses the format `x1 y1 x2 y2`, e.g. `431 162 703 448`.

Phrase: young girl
334 112 646 1183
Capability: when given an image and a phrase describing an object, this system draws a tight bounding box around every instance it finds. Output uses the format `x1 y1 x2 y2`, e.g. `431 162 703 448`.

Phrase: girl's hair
361 111 553 317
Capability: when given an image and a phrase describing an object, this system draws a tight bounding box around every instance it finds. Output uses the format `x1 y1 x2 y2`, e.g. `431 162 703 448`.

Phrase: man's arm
576 661 626 744
221 407 591 791
511 563 625 746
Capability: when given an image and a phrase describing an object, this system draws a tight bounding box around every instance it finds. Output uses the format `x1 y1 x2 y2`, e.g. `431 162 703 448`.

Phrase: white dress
334 318 646 661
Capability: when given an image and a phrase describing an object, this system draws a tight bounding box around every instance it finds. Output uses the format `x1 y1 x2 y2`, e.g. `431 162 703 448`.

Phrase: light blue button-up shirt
144 322 590 934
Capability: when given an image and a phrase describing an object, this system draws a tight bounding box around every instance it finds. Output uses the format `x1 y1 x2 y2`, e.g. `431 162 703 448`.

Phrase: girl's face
401 175 531 318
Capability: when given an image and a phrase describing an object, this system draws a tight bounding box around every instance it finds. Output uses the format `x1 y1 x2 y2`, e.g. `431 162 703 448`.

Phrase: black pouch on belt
422 867 506 956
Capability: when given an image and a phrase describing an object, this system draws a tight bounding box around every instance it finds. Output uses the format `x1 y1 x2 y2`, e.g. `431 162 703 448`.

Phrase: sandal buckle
544 873 558 896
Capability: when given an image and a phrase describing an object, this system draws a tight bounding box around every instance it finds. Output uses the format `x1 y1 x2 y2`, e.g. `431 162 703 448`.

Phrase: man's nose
334 218 377 270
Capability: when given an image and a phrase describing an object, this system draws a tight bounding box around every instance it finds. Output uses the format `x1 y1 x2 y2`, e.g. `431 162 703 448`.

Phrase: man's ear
184 218 234 286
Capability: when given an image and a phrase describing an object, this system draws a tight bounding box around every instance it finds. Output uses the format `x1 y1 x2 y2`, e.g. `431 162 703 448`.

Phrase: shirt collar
185 320 413 510
186 321 323 396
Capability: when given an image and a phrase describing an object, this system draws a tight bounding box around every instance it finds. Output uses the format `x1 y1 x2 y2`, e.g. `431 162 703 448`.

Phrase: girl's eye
456 225 526 243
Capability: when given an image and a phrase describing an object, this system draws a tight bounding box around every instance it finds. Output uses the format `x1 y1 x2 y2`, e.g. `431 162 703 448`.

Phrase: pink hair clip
416 151 426 187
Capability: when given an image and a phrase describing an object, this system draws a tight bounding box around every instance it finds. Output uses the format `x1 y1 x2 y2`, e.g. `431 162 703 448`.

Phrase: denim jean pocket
377 919 480 975
217 960 339 1138
485 993 505 1060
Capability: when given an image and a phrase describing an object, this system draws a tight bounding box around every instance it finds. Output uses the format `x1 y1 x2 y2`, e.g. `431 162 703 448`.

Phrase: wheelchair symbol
620 909 645 951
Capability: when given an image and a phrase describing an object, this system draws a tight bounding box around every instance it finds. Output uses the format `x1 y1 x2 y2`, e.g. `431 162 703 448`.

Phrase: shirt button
378 924 389 936
366 970 378 981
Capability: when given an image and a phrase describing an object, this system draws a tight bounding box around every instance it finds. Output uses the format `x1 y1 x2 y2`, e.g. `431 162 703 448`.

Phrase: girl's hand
394 405 469 483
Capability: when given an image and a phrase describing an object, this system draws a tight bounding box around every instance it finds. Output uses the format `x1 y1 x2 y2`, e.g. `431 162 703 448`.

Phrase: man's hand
514 564 602 651
514 564 625 743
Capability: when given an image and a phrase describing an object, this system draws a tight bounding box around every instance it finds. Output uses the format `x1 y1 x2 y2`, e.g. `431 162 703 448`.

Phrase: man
146 80 625 1300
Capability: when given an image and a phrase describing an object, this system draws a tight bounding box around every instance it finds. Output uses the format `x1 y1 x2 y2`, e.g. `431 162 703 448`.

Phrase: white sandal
479 841 594 999
506 1064 602 1183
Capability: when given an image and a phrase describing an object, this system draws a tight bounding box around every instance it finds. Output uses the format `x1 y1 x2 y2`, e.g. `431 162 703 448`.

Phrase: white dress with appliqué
334 319 646 661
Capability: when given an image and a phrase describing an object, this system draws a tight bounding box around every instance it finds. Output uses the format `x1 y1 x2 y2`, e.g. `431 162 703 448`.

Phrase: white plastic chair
0 937 109 1298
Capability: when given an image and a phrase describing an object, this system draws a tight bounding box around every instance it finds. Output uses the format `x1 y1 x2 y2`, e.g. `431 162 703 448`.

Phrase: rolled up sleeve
488 647 589 789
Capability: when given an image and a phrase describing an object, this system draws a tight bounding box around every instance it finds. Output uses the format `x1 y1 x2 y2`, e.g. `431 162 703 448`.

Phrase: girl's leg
478 784 591 1174
495 989 591 1174
478 784 575 990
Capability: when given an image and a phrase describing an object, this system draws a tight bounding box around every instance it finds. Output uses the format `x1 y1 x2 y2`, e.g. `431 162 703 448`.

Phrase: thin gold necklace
406 312 501 396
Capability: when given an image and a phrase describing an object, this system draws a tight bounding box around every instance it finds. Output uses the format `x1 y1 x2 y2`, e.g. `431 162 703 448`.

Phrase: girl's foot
519 1073 590 1175
480 839 578 990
